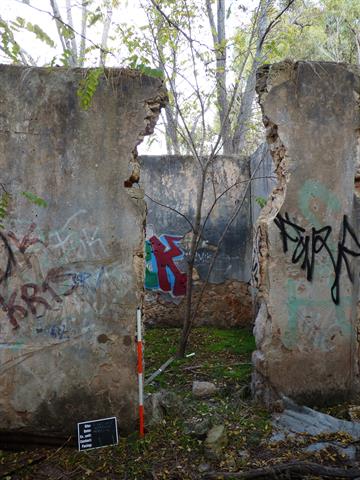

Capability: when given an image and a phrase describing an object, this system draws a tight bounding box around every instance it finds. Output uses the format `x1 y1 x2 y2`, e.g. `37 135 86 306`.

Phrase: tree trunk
206 0 232 154
50 0 77 66
99 2 113 66
177 164 208 357
79 2 88 67
163 102 180 154
216 0 232 154
356 31 360 65
177 260 195 357
66 0 78 63
232 0 271 154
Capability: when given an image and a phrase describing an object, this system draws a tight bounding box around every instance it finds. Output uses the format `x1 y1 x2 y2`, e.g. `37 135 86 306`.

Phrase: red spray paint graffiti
148 235 187 297
0 224 85 330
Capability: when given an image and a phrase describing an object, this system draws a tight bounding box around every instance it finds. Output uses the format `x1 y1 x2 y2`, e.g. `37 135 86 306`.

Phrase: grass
204 328 256 355
144 326 255 390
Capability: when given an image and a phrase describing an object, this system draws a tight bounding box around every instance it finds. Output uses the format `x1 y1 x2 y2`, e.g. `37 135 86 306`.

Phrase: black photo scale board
78 417 119 451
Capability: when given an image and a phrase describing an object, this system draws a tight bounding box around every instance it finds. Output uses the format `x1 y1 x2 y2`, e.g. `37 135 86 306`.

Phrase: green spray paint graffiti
298 179 341 229
276 180 356 351
145 240 158 290
283 278 352 352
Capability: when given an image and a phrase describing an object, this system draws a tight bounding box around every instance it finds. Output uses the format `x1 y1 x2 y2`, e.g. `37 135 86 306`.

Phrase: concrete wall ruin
140 154 254 327
252 61 360 406
0 65 166 436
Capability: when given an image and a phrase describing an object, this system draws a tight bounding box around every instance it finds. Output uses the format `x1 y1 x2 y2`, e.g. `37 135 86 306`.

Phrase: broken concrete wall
139 154 253 327
253 61 360 406
250 143 277 227
0 65 166 436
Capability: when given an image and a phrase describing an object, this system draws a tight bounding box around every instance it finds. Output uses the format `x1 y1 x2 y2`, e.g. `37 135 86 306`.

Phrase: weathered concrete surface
0 65 166 435
140 154 253 327
252 61 360 406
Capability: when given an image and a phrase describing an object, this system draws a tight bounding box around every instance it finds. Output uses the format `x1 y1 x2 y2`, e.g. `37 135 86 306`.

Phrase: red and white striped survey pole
136 307 144 438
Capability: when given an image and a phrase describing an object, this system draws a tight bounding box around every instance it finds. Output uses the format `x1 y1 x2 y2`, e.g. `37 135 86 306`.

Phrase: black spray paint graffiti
274 212 360 304
0 231 16 285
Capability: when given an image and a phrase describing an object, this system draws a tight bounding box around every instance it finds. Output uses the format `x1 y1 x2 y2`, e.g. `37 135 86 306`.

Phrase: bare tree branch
144 193 195 232
179 155 266 353
259 0 297 49
144 4 203 166
148 0 213 53
204 461 360 479
232 0 271 153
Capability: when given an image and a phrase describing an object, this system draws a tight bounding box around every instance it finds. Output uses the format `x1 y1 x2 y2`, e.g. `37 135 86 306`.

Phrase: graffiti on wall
251 226 262 289
274 212 360 305
0 210 129 334
0 223 53 329
48 209 109 261
145 234 187 297
269 180 357 352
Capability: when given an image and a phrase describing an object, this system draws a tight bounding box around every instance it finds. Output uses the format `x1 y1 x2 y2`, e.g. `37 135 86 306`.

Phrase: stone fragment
126 187 145 200
304 442 356 461
204 425 228 459
184 417 212 438
349 406 360 422
192 381 218 398
145 390 181 425
237 449 250 459
198 463 211 473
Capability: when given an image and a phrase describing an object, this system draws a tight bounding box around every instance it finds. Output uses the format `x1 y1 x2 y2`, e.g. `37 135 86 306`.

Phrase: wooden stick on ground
204 461 360 479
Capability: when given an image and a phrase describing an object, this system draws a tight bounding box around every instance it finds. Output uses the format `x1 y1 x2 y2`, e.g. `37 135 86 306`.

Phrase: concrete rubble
271 398 360 460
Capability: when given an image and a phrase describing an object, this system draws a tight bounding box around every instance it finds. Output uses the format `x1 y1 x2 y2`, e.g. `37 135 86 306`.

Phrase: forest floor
0 327 359 479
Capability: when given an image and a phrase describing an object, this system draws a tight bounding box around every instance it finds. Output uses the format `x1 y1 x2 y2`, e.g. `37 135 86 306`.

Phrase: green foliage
87 7 103 28
212 362 253 381
0 19 22 63
12 17 55 47
0 192 11 230
77 67 104 110
127 54 163 78
117 23 164 79
265 0 360 64
58 48 73 67
59 24 75 41
0 190 47 230
255 196 267 209
21 191 48 208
